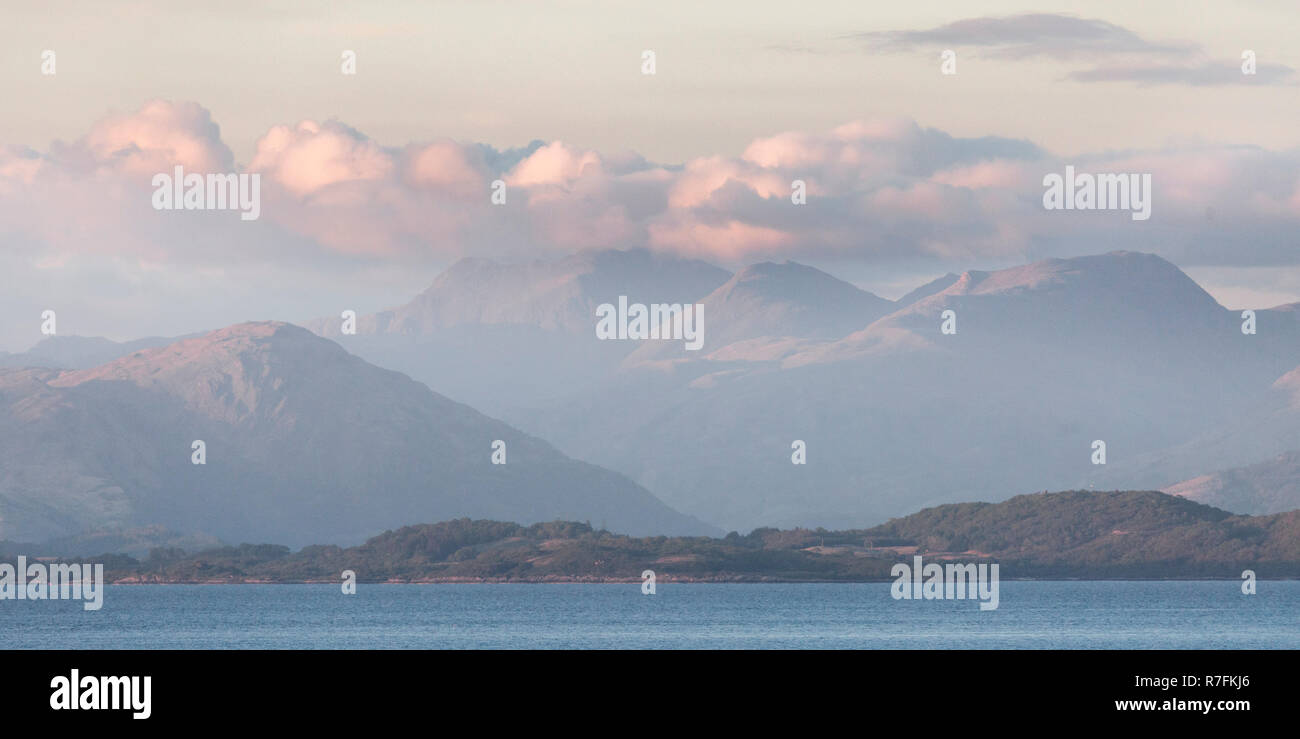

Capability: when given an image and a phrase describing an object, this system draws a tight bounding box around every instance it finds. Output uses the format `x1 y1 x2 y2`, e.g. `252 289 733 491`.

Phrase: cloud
506 142 603 187
404 140 489 194
851 13 1298 87
71 100 234 176
251 120 393 196
4 99 1298 267
854 14 1192 60
2 99 1300 349
638 119 1046 261
1069 60 1298 86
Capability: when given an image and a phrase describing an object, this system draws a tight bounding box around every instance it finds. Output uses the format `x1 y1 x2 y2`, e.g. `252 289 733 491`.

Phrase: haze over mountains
624 260 897 365
308 248 1300 531
0 334 184 370
304 248 731 414
1165 452 1300 515
0 322 711 547
8 247 1300 547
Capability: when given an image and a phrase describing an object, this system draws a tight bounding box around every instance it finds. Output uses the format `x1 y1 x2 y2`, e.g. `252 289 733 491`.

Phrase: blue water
2 581 1296 649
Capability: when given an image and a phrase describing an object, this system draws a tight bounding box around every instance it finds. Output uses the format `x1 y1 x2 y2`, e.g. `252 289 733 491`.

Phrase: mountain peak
5 320 711 545
0 333 186 371
54 321 338 384
624 259 894 363
315 248 731 337
714 261 894 322
944 251 1214 303
787 250 1231 367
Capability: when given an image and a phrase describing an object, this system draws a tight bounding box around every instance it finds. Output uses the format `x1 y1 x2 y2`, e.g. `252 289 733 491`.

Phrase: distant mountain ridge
896 273 960 308
308 247 731 337
625 260 895 364
301 248 731 415
18 248 1300 537
0 321 713 546
505 250 1300 531
1166 451 1300 515
299 248 1300 532
0 334 188 370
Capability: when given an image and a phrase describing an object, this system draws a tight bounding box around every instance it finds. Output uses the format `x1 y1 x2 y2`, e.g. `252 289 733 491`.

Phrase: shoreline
99 576 1300 585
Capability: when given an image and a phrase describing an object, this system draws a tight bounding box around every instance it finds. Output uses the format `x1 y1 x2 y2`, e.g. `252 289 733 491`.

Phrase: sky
1 1 1298 350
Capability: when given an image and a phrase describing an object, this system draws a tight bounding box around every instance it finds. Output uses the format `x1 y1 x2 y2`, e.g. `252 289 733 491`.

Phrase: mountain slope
521 251 1300 531
624 260 895 364
0 322 712 546
1165 451 1300 515
895 273 959 308
304 248 731 414
309 247 731 337
0 334 184 370
788 250 1235 366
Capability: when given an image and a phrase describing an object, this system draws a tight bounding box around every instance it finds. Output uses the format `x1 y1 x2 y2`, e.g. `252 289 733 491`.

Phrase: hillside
303 247 731 414
1165 452 1300 515
521 250 1300 531
32 491 1300 582
623 260 895 364
0 322 712 546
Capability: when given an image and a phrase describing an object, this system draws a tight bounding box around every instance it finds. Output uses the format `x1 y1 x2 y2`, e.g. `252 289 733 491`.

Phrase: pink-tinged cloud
0 146 41 188
1086 148 1300 219
932 160 1034 189
403 140 488 195
506 142 603 187
251 121 393 195
3 99 1300 275
648 218 794 261
743 118 915 174
76 100 233 176
6 99 1300 353
668 157 788 209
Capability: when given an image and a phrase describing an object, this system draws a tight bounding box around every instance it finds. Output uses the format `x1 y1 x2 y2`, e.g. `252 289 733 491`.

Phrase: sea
3 581 1296 649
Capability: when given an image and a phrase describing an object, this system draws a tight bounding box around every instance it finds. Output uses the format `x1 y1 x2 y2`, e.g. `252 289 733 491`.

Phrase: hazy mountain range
0 334 186 370
308 248 1300 531
303 248 730 413
6 247 1300 547
0 322 710 546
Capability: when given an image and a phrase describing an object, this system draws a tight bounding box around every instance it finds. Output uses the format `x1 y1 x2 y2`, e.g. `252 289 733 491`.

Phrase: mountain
0 334 184 370
624 260 895 364
0 321 712 546
54 491 1300 582
63 249 1290 538
1091 355 1300 495
787 250 1237 365
1165 451 1300 515
311 247 730 337
0 525 222 559
517 251 1300 532
895 273 959 308
860 489 1300 575
304 248 732 415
